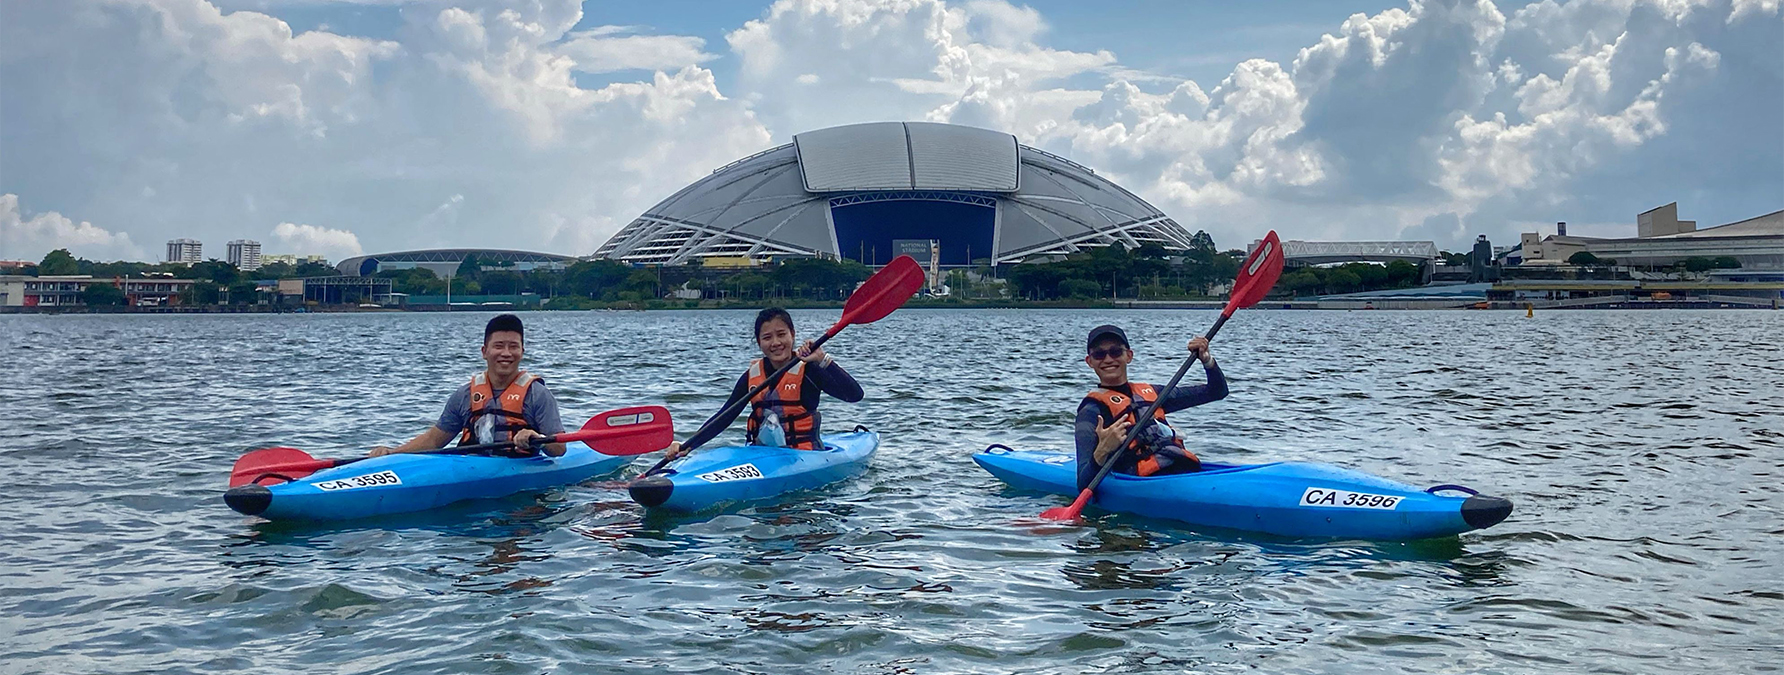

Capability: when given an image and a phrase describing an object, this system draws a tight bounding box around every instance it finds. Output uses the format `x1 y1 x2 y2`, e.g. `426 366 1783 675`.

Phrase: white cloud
271 221 365 260
0 0 1777 261
0 194 146 262
727 0 1114 136
557 28 715 74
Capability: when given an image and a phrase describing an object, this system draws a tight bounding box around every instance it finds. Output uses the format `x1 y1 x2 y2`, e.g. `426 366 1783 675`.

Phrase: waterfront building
227 240 262 271
593 121 1198 267
166 239 203 264
0 275 195 307
1506 204 1784 269
335 249 577 277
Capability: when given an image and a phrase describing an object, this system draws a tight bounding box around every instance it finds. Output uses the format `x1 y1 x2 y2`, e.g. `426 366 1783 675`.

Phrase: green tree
1326 269 1362 293
1712 256 1741 269
564 259 633 298
1567 251 1602 266
80 282 127 306
1682 257 1716 273
1385 259 1421 287
455 254 482 281
227 280 263 304
293 261 335 277
623 269 660 298
1060 278 1102 299
39 249 79 276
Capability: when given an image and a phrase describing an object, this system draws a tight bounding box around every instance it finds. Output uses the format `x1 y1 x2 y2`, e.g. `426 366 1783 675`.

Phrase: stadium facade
593 122 1198 267
336 249 578 278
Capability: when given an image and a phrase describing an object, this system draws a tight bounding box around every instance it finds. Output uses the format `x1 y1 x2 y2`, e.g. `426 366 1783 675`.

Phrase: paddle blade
1040 488 1095 522
228 446 332 487
562 406 674 456
1225 230 1286 314
838 255 925 328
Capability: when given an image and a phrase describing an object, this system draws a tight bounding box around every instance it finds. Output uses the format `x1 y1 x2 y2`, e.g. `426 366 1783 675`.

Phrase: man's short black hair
485 313 524 344
754 307 794 337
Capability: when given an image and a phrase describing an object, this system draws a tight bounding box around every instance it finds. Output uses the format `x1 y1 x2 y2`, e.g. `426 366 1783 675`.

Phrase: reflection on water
2 309 1780 673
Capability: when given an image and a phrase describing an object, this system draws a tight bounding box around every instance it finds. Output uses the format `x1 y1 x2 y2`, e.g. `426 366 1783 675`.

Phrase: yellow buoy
1525 302 1534 318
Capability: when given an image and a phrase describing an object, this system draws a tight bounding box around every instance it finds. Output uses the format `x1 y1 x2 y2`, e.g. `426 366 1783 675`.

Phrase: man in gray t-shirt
372 314 568 457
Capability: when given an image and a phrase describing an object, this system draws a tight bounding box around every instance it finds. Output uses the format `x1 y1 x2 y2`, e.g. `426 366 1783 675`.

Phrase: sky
2 0 1780 264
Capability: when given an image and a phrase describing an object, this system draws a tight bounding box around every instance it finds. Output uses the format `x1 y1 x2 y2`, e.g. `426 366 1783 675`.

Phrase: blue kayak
223 441 632 521
628 430 878 512
974 446 1511 540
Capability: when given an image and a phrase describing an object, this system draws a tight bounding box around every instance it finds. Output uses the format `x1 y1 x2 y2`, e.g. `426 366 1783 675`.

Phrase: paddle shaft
642 328 842 475
1076 312 1233 498
331 429 591 470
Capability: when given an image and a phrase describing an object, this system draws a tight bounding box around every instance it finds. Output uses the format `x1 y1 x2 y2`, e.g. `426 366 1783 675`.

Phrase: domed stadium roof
593 122 1196 266
336 249 578 277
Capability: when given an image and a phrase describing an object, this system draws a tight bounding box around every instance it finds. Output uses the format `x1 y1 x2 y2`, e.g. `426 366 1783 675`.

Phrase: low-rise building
0 275 197 307
1506 204 1784 269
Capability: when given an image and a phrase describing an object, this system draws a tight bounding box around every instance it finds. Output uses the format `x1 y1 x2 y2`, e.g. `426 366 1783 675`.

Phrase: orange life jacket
461 370 540 446
1083 382 1197 476
745 359 820 450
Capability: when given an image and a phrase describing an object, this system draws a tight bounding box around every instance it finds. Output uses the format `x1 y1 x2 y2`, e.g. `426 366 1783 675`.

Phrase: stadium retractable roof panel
795 122 911 192
907 122 1018 192
794 122 1020 193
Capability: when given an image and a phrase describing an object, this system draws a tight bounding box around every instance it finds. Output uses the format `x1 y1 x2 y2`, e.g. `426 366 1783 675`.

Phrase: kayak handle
983 444 1014 454
1426 484 1479 496
854 424 871 433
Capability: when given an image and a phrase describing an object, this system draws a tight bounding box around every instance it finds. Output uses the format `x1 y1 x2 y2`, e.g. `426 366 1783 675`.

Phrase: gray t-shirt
434 378 566 444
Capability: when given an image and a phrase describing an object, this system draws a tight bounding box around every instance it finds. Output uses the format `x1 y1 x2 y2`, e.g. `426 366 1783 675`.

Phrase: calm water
2 309 1780 674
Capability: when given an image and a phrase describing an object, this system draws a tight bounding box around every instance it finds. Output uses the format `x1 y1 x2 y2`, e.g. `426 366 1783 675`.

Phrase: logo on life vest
783 381 798 391
505 393 522 401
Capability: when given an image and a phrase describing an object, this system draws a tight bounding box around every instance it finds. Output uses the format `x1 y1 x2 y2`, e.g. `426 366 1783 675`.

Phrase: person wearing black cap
1074 324 1227 490
371 314 567 458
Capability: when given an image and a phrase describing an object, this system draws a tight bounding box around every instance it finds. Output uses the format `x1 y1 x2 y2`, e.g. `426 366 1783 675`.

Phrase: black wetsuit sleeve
683 372 751 450
803 360 864 405
1074 400 1106 492
1159 362 1228 414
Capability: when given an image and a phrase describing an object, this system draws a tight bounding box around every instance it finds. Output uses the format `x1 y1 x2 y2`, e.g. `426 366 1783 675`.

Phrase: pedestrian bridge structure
1277 240 1440 265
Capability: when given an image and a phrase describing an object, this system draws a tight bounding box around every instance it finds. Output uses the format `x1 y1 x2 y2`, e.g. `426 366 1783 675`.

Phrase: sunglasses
1088 346 1127 360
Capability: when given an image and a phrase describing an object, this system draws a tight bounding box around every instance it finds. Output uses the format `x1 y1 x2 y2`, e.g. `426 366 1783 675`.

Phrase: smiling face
481 330 525 379
756 316 796 365
1085 337 1132 387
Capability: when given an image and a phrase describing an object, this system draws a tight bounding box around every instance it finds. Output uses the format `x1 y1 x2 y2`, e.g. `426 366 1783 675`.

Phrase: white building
166 239 203 264
227 240 262 271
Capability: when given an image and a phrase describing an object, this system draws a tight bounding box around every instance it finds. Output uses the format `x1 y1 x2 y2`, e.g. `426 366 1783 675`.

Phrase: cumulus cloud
0 194 146 262
557 28 715 74
728 0 1114 136
271 221 365 260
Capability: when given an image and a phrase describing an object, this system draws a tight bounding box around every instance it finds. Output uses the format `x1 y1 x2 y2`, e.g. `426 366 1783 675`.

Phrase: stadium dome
336 249 578 277
593 122 1197 266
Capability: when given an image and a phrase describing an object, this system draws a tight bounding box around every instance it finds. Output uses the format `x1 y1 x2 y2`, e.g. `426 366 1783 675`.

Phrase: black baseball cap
1086 324 1128 351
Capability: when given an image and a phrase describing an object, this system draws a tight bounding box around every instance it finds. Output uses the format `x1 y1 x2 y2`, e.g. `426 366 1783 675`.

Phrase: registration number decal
697 463 764 483
1300 487 1402 510
314 470 403 491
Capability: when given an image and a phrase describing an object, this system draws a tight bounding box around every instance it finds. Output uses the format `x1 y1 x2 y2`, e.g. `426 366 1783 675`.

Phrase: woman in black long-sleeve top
1073 324 1228 491
663 308 863 460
